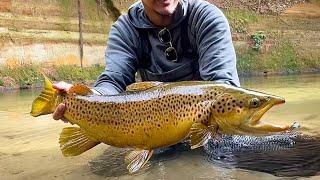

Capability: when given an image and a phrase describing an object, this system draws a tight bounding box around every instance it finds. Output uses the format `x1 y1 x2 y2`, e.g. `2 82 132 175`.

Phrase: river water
0 74 319 180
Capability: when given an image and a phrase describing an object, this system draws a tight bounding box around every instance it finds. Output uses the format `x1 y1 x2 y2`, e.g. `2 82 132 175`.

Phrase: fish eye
250 98 260 108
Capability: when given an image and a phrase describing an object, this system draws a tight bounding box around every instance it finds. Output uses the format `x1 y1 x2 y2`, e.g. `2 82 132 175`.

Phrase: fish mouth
250 97 285 125
246 97 291 134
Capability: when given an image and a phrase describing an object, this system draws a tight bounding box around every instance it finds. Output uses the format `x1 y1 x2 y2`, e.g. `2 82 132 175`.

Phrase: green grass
263 42 300 74
0 65 105 88
236 48 262 74
224 9 260 33
0 65 41 87
236 41 302 75
55 65 104 82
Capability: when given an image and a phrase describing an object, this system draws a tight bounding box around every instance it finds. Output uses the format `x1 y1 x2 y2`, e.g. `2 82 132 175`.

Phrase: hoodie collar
128 0 188 29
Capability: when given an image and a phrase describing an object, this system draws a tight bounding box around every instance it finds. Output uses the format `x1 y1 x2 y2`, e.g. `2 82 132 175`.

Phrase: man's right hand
52 81 72 123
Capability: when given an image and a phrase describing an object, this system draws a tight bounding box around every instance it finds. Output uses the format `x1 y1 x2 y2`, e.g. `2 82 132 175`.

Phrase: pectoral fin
125 149 153 174
59 127 100 156
189 123 216 149
126 82 163 92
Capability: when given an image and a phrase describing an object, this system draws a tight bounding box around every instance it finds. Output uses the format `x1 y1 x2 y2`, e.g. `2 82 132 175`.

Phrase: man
53 0 240 120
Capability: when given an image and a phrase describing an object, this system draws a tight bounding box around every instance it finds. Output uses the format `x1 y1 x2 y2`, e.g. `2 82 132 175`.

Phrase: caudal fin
30 76 58 117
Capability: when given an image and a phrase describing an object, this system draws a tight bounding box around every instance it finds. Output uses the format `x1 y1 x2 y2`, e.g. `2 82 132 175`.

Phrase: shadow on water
89 133 320 178
88 142 191 177
204 133 320 177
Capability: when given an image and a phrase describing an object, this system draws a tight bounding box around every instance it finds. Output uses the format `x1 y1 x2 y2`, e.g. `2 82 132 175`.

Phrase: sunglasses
158 28 178 62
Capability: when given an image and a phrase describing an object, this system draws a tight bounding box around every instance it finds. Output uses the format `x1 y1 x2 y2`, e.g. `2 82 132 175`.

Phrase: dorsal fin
68 84 93 95
126 82 163 92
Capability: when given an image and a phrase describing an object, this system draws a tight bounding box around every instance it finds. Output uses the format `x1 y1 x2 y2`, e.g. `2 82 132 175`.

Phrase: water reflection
205 133 320 177
88 143 190 178
88 133 320 178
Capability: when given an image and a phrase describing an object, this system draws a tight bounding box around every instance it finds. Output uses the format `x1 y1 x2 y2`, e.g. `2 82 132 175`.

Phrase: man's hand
52 81 72 123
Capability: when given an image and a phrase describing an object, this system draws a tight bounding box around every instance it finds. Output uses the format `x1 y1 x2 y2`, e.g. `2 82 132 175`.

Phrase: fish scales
63 83 223 149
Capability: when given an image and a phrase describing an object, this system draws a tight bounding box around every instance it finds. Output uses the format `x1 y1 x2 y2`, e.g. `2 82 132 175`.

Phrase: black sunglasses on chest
158 28 178 62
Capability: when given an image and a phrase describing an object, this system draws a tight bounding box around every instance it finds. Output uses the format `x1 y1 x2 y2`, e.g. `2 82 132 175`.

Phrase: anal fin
59 127 100 156
189 123 216 149
125 149 153 174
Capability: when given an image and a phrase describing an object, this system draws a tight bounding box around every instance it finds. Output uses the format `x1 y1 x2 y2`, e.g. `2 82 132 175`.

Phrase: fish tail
30 75 59 117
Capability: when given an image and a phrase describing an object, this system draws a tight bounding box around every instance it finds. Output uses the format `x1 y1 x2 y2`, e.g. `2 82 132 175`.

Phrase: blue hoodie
94 0 240 95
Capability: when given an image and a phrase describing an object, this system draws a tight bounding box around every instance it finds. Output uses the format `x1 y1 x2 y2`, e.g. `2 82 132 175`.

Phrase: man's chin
157 8 175 16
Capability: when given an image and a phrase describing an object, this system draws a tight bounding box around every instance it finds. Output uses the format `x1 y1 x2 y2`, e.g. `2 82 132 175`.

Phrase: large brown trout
30 77 298 173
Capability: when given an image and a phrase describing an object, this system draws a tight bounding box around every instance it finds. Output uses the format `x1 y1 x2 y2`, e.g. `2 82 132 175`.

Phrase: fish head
212 85 293 136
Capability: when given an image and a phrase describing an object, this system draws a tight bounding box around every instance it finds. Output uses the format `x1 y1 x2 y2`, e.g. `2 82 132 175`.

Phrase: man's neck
144 9 174 27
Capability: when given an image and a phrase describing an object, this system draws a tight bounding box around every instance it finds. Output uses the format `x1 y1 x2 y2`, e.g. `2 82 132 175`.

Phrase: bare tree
77 0 84 68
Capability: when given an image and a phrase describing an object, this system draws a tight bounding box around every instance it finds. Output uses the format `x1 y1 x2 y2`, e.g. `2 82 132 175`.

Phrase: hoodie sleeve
189 1 240 87
93 16 139 95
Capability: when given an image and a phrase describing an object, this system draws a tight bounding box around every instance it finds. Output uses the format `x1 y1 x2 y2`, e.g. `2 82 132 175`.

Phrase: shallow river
0 74 319 180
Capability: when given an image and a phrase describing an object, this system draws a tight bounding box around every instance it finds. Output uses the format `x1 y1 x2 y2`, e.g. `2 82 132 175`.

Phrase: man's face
142 0 180 16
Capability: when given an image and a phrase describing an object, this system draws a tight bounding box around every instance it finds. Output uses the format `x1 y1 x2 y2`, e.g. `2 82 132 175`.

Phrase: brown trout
30 77 298 173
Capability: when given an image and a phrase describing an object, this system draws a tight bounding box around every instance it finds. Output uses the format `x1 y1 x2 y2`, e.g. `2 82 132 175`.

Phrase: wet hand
52 81 72 123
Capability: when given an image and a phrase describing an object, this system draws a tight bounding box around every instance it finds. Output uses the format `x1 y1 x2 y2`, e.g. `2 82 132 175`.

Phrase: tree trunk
77 0 84 68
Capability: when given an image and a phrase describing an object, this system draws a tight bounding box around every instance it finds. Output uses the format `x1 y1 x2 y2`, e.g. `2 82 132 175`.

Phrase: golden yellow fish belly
64 95 197 149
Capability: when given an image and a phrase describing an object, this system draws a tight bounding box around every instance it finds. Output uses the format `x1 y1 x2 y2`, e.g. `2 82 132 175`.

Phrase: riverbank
0 1 319 90
226 1 320 76
0 65 104 91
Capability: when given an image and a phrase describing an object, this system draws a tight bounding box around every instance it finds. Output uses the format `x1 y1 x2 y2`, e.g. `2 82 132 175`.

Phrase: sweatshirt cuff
93 84 121 96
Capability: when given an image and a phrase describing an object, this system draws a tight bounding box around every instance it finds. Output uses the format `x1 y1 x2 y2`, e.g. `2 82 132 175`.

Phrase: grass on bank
237 41 303 75
0 65 104 88
224 9 261 33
